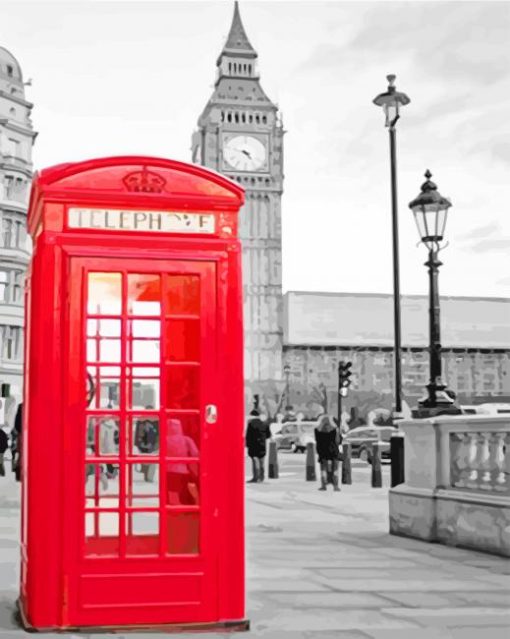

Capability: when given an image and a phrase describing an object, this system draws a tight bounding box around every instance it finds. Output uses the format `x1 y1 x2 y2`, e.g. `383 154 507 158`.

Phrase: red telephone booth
19 156 248 632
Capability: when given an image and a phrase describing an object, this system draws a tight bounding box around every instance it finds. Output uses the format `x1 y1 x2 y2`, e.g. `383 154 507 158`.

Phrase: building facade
283 292 510 419
0 46 36 422
192 2 284 404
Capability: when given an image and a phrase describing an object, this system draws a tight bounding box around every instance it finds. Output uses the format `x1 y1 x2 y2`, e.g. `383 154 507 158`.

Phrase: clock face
223 135 267 172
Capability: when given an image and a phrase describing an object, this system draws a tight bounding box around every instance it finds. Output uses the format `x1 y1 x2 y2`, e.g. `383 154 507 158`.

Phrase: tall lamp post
283 364 291 409
373 75 411 419
409 170 462 418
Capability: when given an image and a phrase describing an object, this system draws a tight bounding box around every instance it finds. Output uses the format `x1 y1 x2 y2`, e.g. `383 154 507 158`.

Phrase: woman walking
314 414 341 492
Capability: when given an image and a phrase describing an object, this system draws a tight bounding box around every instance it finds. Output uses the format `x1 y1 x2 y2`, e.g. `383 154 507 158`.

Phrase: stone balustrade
389 415 510 557
450 430 510 494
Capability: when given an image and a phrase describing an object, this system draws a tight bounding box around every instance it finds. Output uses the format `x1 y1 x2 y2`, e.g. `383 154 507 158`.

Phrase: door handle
205 404 217 424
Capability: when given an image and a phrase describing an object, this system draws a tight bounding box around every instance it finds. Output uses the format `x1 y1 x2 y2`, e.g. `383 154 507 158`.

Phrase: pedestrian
245 410 270 483
166 418 199 505
12 403 22 481
0 425 8 477
135 411 159 482
100 417 119 488
314 414 341 492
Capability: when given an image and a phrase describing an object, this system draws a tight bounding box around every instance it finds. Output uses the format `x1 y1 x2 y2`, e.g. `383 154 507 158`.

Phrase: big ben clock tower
192 1 284 405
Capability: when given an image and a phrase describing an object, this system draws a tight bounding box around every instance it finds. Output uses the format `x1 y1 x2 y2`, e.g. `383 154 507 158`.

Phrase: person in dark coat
12 403 22 482
245 410 271 483
314 414 341 491
0 426 8 477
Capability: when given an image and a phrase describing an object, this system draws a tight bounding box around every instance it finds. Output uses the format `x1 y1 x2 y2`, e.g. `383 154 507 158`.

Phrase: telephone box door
64 256 220 627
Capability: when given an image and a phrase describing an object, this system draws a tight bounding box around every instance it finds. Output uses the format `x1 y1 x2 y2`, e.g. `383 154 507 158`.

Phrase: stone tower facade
192 2 284 406
0 46 36 420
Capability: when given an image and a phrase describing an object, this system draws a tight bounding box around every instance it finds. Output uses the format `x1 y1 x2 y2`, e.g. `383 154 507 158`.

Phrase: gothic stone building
192 2 284 407
283 292 510 419
191 3 510 419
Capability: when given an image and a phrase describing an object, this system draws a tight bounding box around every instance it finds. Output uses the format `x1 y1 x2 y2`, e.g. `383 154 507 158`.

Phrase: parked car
273 421 317 453
343 426 398 463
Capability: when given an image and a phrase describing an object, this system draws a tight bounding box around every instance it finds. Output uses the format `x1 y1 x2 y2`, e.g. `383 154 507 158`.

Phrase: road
0 452 508 638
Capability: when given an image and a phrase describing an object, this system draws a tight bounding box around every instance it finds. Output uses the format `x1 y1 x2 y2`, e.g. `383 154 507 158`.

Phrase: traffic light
338 361 353 389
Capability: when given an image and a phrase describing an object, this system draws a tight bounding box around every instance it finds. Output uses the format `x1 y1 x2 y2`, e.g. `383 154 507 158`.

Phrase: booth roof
284 291 510 350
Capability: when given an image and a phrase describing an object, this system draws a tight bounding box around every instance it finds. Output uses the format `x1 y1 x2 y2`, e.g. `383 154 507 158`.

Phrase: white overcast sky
2 0 510 299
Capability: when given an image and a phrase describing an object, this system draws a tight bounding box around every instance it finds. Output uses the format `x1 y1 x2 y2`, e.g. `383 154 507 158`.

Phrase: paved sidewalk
0 462 509 638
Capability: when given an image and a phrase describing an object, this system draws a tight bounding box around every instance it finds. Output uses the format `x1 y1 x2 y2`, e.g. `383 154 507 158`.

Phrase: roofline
283 342 510 351
35 155 244 200
284 291 510 303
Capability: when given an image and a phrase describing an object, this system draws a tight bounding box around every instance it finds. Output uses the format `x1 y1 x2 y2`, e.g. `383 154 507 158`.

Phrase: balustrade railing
450 430 510 494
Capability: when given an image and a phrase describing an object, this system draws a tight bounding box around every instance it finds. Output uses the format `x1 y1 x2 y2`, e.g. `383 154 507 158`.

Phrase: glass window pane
87 273 121 315
99 339 121 363
87 319 121 337
85 512 120 556
128 274 161 316
87 367 121 409
166 366 199 409
130 320 160 338
165 275 200 315
85 463 119 508
165 417 200 457
166 512 199 555
86 417 120 456
125 513 159 556
130 378 160 410
167 413 200 453
87 339 121 363
167 319 200 362
125 463 159 507
166 461 200 506
131 416 160 455
131 339 160 363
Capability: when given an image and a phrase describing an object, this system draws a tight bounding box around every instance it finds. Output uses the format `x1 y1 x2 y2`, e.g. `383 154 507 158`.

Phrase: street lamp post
409 170 462 418
283 364 291 409
373 75 411 419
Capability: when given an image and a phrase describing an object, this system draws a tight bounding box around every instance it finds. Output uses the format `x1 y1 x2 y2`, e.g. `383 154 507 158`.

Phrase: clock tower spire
192 1 285 408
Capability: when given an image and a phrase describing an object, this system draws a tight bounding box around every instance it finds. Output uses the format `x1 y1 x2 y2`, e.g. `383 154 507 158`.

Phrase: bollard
390 433 405 487
341 442 352 485
268 440 279 479
305 442 316 481
371 441 382 488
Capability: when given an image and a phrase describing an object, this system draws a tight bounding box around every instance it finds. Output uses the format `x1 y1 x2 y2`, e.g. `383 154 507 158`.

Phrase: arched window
234 112 239 123
248 114 253 123
221 111 225 122
228 62 232 74
227 112 232 122
262 115 267 124
255 114 260 124
241 113 246 123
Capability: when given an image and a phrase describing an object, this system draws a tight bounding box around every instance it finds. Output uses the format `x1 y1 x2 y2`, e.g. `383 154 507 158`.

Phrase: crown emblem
123 167 166 193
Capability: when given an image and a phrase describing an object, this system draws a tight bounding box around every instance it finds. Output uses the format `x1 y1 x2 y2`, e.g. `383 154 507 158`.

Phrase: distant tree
310 382 328 414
